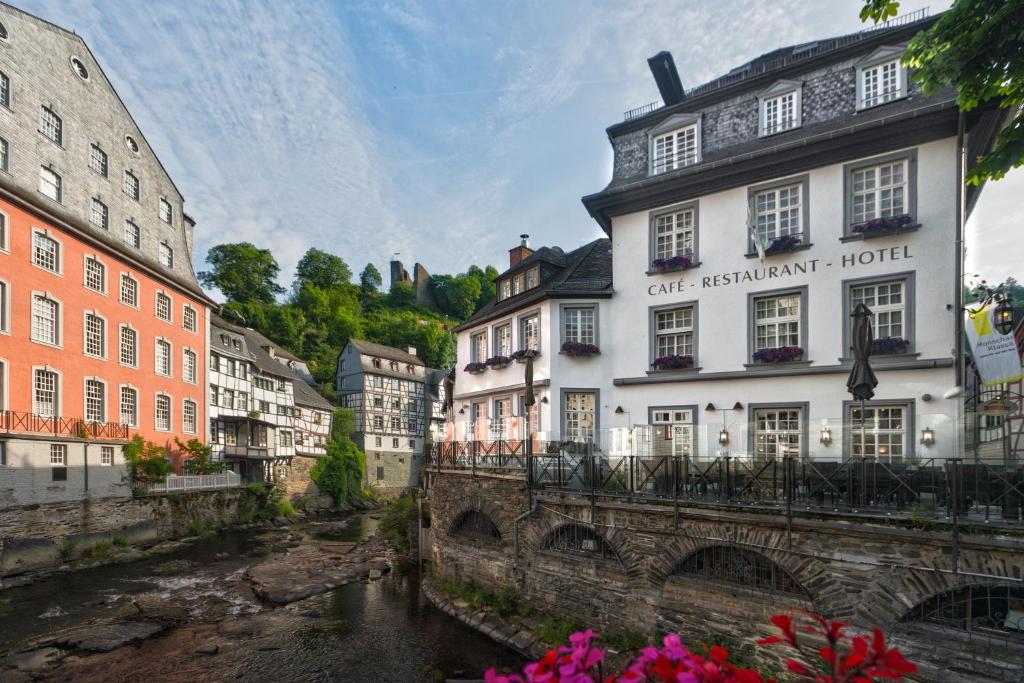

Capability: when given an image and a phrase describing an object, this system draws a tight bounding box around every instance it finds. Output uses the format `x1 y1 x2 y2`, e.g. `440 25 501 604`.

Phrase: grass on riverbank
435 577 530 619
378 493 416 554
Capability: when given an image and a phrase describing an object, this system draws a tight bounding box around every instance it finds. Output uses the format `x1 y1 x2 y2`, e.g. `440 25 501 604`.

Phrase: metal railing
147 472 242 493
427 441 1024 524
624 101 660 121
0 410 129 440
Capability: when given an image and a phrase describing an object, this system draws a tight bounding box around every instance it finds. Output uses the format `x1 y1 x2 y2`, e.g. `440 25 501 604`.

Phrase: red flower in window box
561 341 600 357
652 354 694 370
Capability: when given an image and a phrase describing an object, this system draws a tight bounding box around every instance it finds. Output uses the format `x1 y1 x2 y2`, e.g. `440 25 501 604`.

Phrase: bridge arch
897 582 1024 637
448 508 503 545
533 522 633 573
665 544 814 600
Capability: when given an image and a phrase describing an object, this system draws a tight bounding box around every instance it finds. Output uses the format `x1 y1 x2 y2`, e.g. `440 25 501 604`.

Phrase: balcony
221 444 274 459
0 410 129 441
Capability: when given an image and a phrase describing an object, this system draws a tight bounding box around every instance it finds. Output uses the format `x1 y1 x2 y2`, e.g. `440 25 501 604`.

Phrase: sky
18 0 1020 295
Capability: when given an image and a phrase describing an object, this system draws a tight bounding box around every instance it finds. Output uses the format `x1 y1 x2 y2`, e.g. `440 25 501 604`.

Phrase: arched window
541 524 622 565
672 545 810 598
901 585 1024 637
449 509 502 545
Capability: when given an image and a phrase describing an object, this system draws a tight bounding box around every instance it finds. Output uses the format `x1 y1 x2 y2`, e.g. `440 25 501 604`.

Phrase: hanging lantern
994 296 1014 335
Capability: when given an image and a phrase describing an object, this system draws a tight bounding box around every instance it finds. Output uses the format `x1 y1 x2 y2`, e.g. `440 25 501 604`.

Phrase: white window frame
84 377 106 423
856 46 908 111
33 366 61 418
849 157 910 226
562 390 597 443
494 322 513 357
154 393 172 432
119 324 138 368
155 291 172 322
90 197 108 230
758 80 802 137
752 405 804 460
159 242 173 268
83 254 106 294
100 445 114 466
182 305 197 333
119 385 138 427
31 229 61 274
123 219 141 248
39 166 62 203
650 113 701 175
848 402 912 462
89 143 108 177
119 273 139 308
0 137 8 173
471 331 488 363
83 310 106 359
159 198 172 225
50 443 67 466
751 181 805 245
654 305 694 359
852 280 905 341
123 169 140 201
519 311 540 352
183 348 197 384
749 287 807 359
182 399 197 434
652 205 696 263
0 278 8 335
39 105 62 145
561 305 596 345
650 407 695 457
0 208 8 253
30 291 61 347
155 337 172 377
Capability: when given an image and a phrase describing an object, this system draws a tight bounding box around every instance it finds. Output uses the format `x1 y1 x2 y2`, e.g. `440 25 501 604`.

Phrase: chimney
647 51 685 106
509 234 534 269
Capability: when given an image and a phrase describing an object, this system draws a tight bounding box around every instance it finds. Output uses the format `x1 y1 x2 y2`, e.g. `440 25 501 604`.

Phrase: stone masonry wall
283 454 332 510
429 472 1024 683
0 487 254 576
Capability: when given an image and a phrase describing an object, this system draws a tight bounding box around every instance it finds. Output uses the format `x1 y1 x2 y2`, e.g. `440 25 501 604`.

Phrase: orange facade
0 198 206 466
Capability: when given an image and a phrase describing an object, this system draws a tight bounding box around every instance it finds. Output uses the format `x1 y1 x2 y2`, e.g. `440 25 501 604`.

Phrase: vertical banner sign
965 304 1024 386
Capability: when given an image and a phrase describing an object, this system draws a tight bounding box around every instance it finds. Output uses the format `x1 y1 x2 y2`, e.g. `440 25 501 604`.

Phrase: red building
0 4 214 506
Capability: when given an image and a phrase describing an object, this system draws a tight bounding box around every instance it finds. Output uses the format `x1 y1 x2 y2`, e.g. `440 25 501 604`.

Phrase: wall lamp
920 427 936 447
819 427 833 447
718 428 730 446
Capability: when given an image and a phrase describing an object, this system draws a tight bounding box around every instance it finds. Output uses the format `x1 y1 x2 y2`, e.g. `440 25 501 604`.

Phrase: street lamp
994 295 1014 335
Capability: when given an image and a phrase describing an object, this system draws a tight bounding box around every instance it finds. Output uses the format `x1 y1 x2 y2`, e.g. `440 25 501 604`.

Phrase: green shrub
311 409 366 507
112 536 131 548
176 438 226 474
536 615 586 646
123 435 174 492
86 540 114 561
379 493 416 553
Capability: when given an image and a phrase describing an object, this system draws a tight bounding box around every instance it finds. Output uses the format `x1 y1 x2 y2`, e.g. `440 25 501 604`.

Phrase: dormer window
373 357 382 369
512 274 524 296
758 80 802 136
525 267 539 289
500 279 511 300
649 113 701 175
856 46 908 110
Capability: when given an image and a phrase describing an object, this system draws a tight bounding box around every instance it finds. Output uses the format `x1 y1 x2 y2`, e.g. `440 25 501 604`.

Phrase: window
562 306 595 345
183 306 197 332
155 339 171 376
0 210 5 251
753 407 803 460
33 232 59 272
100 446 114 466
373 415 384 429
31 294 59 345
758 81 802 136
850 404 908 461
654 306 694 360
183 400 197 434
70 57 89 80
155 394 171 431
751 181 804 247
258 400 269 413
520 313 540 352
34 369 58 417
753 292 802 356
0 136 8 172
50 444 67 465
120 273 138 307
89 144 108 176
90 198 108 230
848 157 910 228
125 135 139 154
120 387 137 426
495 324 512 357
85 378 105 422
498 279 511 301
512 274 524 296
851 280 906 343
653 124 698 174
0 71 8 108
159 198 172 224
159 242 173 268
156 292 171 321
652 206 695 263
525 267 540 290
123 170 140 201
84 313 104 357
563 391 596 443
391 416 401 430
651 408 694 457
183 349 197 383
119 326 137 366
0 280 7 333
858 50 906 109
84 257 105 292
40 106 62 145
279 431 293 448
471 332 487 362
123 220 140 248
39 167 62 202
392 437 400 448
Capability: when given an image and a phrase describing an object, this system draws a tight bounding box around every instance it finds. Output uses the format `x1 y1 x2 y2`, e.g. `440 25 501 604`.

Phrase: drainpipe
952 110 966 576
512 502 539 571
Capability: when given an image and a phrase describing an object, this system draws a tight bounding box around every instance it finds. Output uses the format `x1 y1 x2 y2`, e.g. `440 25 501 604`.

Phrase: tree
359 263 382 296
176 438 224 474
429 273 482 319
861 0 1024 183
199 243 285 304
294 248 352 293
122 436 173 492
311 408 366 507
387 281 417 308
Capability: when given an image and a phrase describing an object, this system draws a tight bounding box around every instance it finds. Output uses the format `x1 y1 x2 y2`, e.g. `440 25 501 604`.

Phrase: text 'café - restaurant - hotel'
450 12 1006 462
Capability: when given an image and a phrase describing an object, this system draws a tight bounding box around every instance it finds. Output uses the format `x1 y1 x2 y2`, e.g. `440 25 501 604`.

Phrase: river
0 512 525 681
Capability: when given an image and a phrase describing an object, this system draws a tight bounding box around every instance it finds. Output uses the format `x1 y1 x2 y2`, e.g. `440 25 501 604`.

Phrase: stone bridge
426 470 1024 683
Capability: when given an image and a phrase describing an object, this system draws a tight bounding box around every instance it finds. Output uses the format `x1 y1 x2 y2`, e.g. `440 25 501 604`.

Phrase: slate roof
289 369 333 410
348 339 424 366
456 238 612 331
210 315 297 379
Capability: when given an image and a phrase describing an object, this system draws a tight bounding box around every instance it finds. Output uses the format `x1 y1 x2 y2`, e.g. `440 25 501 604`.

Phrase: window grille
85 379 104 422
449 509 502 544
673 545 809 598
754 295 800 351
31 294 58 345
85 257 105 292
40 106 62 145
90 144 108 176
33 232 59 272
85 314 104 357
541 524 622 565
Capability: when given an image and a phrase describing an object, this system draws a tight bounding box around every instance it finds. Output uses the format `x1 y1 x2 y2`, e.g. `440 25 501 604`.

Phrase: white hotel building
453 14 1007 463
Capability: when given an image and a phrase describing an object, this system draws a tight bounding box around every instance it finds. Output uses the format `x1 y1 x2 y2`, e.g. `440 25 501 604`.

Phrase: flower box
484 355 511 369
561 341 600 357
511 349 540 363
763 234 803 256
851 213 915 238
651 255 693 272
752 346 804 363
872 337 910 354
463 362 487 374
652 354 694 370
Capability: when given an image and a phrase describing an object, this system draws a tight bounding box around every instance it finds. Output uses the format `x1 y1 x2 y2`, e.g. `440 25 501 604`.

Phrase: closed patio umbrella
442 367 455 420
524 355 535 408
847 302 878 458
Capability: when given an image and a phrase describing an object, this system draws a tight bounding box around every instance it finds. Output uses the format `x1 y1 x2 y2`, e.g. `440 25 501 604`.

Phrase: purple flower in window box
752 346 804 363
463 362 487 374
561 341 600 357
511 349 540 362
851 213 914 236
651 255 693 272
763 234 803 255
652 354 694 370
485 355 512 369
872 337 910 354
